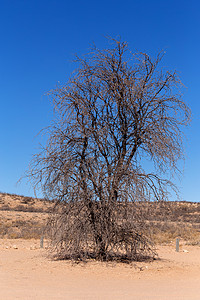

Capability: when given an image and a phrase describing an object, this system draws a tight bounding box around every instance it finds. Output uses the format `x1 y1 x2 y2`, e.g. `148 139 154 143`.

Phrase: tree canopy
29 39 191 261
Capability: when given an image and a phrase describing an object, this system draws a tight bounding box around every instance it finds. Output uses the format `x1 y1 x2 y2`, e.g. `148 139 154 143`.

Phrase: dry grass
0 210 48 239
149 221 200 245
0 193 50 239
0 219 44 239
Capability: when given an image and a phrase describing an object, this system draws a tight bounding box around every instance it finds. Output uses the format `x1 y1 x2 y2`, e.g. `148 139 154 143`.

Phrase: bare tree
29 39 190 261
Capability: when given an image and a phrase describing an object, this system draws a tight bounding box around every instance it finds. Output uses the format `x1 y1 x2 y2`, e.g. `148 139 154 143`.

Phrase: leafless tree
29 39 190 261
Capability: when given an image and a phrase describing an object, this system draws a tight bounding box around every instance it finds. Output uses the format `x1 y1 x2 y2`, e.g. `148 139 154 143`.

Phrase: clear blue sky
0 0 199 201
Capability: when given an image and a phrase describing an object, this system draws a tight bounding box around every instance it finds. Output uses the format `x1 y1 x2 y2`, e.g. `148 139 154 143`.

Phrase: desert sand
0 239 200 299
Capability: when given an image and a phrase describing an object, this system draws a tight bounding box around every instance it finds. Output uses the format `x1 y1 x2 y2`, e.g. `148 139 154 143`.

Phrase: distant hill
0 192 200 223
0 192 199 242
0 192 52 213
138 200 200 224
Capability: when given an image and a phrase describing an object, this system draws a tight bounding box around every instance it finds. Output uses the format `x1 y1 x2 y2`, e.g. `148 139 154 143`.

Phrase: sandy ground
0 239 200 299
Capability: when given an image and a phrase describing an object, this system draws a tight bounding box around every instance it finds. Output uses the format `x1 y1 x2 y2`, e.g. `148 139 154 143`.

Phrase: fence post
40 235 44 248
176 238 179 252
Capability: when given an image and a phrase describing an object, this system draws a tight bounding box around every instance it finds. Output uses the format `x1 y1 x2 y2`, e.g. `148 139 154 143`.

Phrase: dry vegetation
0 192 51 239
140 201 200 245
0 192 199 246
